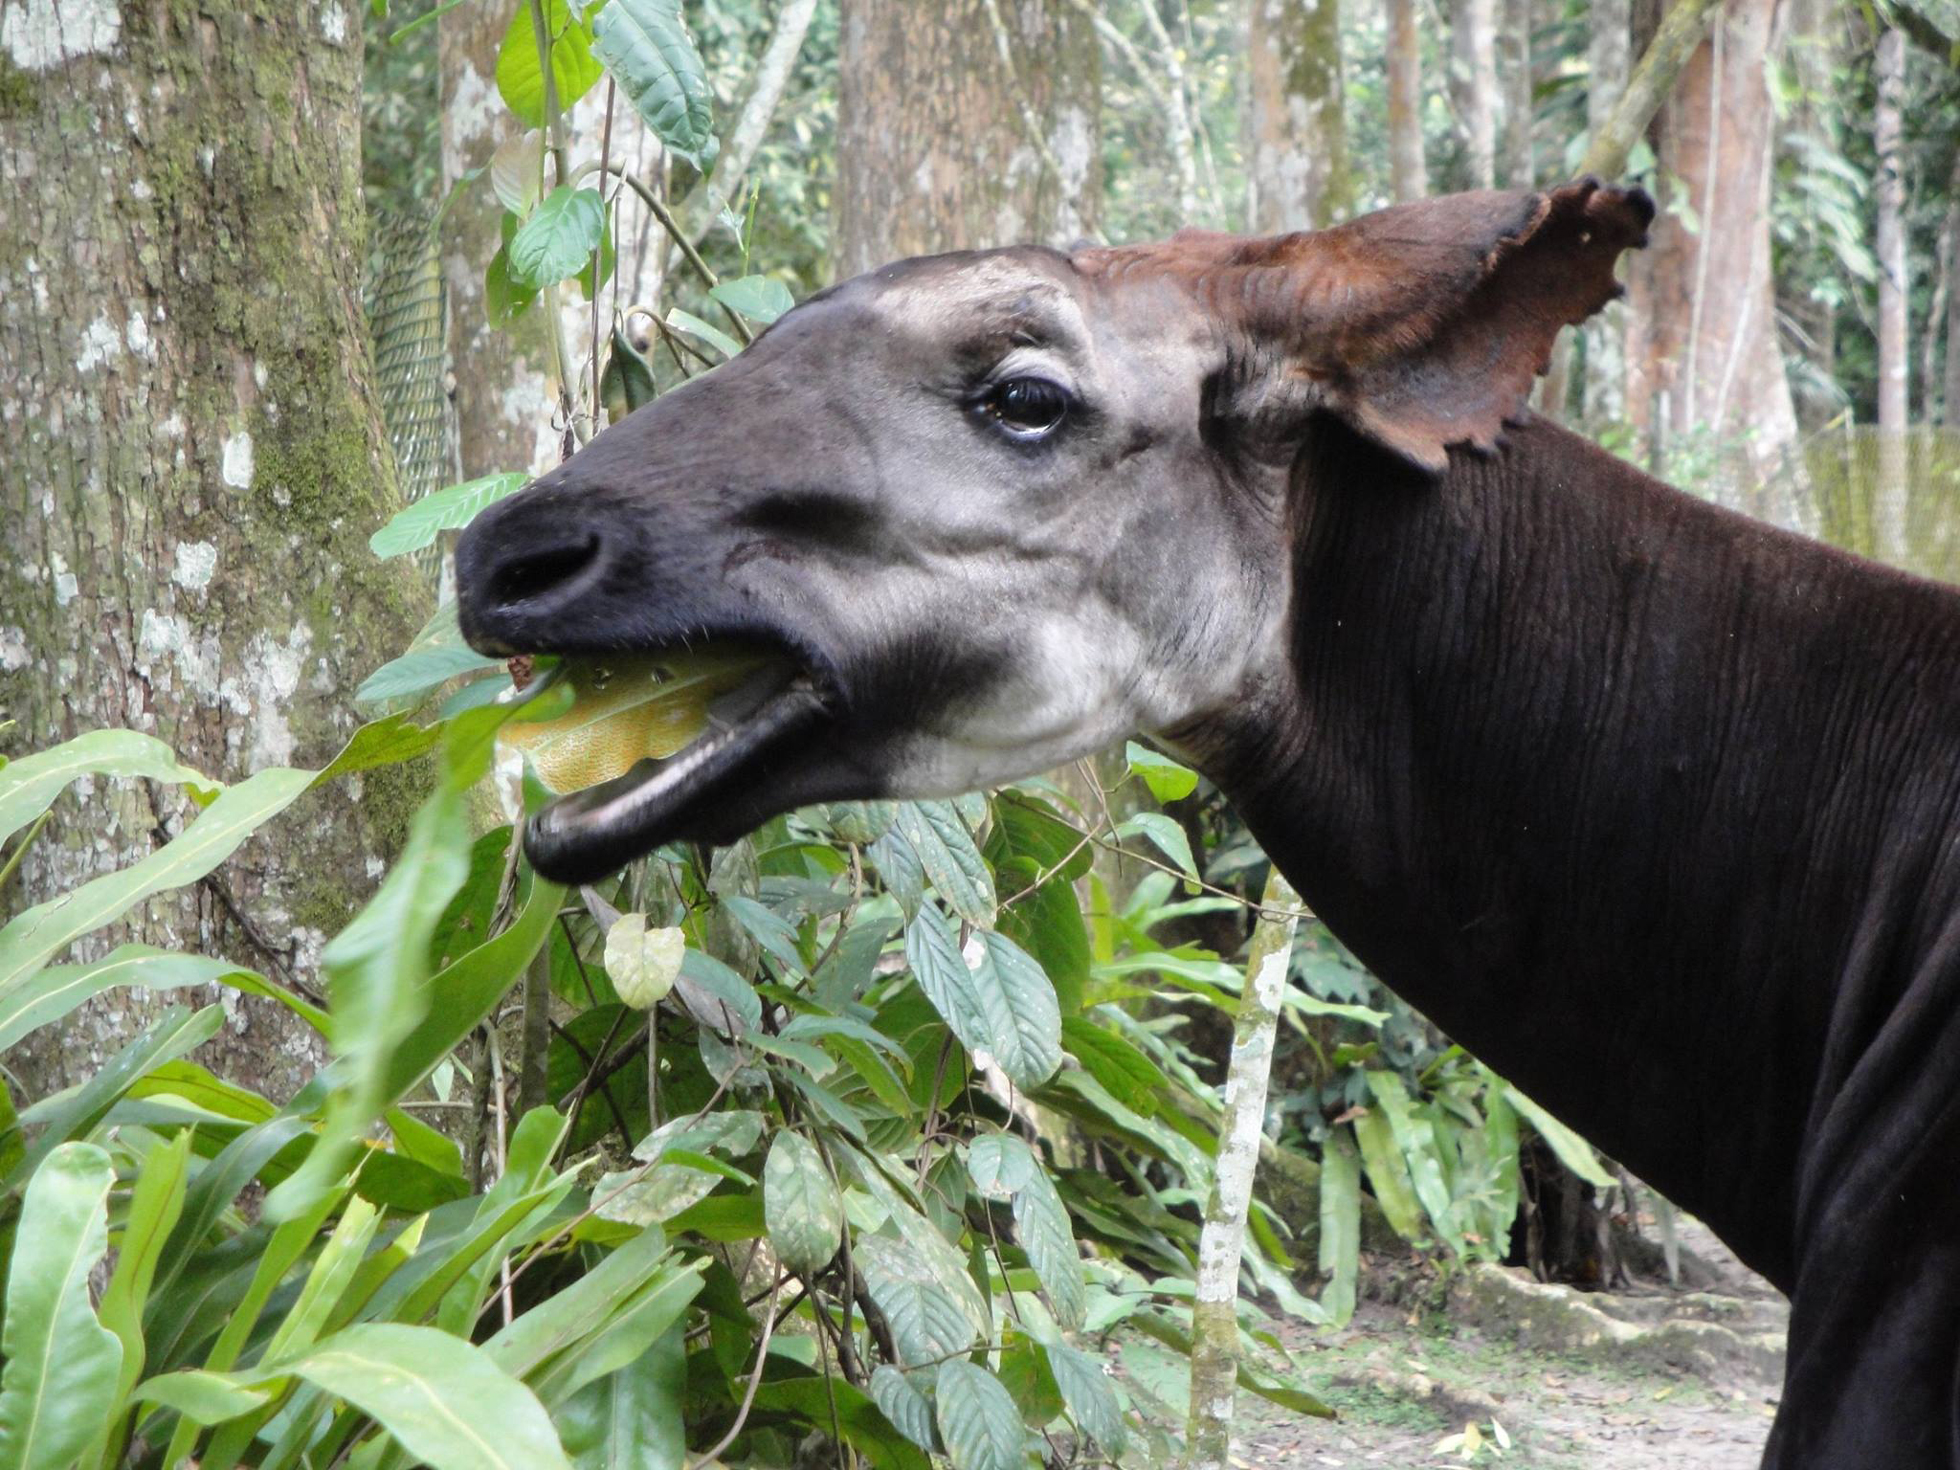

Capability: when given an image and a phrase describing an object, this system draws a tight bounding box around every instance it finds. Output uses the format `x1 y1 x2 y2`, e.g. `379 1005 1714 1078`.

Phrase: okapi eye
981 377 1070 440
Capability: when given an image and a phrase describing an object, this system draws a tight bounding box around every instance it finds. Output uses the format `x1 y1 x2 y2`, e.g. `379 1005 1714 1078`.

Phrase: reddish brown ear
1100 179 1654 471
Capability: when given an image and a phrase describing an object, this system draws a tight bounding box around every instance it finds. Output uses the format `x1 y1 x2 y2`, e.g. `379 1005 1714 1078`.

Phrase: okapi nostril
487 534 602 609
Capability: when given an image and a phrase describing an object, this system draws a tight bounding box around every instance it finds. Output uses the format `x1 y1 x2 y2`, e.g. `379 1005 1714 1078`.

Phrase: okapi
456 180 1960 1467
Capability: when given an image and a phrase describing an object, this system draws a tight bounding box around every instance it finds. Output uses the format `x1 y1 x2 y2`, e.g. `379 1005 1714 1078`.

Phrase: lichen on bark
0 0 430 1104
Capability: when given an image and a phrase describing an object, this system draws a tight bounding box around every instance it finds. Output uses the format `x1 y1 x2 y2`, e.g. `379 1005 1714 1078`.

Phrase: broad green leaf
970 930 1062 1088
10 1004 220 1188
1045 1341 1124 1451
1364 1072 1458 1248
0 1143 122 1470
869 1365 936 1453
484 1221 686 1383
0 944 323 1053
555 1324 685 1470
764 1132 843 1275
266 787 472 1222
382 866 564 1103
996 869 1088 1015
370 473 530 559
855 1235 977 1368
894 801 996 928
965 1134 1038 1200
674 946 761 1035
508 186 606 289
0 767 313 1004
1124 740 1199 802
595 1110 765 1227
750 1376 934 1470
355 643 507 705
130 1368 272 1424
101 1129 193 1404
312 711 446 786
599 320 658 424
497 0 603 127
590 0 716 168
1117 811 1198 882
1318 1129 1360 1325
709 274 794 324
0 728 215 848
1060 1016 1165 1118
528 1259 706 1407
291 1324 570 1470
1504 1084 1615 1187
666 307 741 360
1012 1165 1085 1330
1350 1106 1424 1242
934 1360 1028 1470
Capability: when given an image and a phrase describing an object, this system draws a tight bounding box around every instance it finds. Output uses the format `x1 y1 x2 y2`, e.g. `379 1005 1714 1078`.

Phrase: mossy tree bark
1448 0 1497 189
0 1 428 1103
1246 0 1352 233
833 0 1100 277
1184 870 1301 1470
1384 0 1428 202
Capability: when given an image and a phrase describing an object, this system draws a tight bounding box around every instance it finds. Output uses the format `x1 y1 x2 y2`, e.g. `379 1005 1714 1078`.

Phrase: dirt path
1116 1217 1787 1468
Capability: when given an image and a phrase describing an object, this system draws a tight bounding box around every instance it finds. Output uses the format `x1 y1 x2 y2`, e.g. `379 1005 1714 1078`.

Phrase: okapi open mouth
506 638 833 885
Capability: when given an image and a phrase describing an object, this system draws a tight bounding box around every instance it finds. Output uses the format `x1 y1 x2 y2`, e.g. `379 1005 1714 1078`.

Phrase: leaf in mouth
499 649 772 794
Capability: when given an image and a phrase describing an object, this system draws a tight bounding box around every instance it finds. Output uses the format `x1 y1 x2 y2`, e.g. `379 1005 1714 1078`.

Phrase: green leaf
666 307 741 360
934 1360 1028 1470
130 1368 272 1424
708 274 794 324
0 1143 122 1470
869 1366 936 1453
508 186 607 289
1045 1341 1124 1451
750 1377 933 1470
894 801 996 928
0 944 321 1053
1117 812 1198 882
764 1133 844 1275
855 1235 977 1368
1124 740 1199 802
312 712 447 786
599 321 659 423
497 0 603 128
265 787 472 1222
971 930 1062 1089
0 767 313 1005
1012 1165 1085 1330
370 473 530 559
10 1004 220 1188
1318 1129 1360 1325
1503 1084 1615 1188
1060 1015 1166 1117
358 644 506 704
290 1323 571 1470
1349 1108 1423 1242
1364 1071 1458 1247
0 729 215 848
490 130 544 216
590 0 716 168
100 1129 192 1405
555 1325 685 1470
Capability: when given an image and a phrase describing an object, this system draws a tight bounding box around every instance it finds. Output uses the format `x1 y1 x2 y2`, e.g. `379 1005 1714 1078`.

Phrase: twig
687 1267 785 1470
586 165 753 346
489 1029 515 1327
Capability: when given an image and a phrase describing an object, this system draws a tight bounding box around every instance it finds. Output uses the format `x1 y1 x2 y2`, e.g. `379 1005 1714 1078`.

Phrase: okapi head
457 179 1654 883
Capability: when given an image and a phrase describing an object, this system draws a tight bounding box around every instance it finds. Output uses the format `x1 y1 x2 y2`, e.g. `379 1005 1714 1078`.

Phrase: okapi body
456 180 1960 1466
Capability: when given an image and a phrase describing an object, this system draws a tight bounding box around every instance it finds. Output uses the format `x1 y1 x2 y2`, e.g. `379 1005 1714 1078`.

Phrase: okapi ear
1207 179 1654 471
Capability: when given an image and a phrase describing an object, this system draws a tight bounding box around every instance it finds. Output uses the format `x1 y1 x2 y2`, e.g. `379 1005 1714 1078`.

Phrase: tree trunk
833 0 1101 277
1947 165 1960 427
440 4 563 479
1385 0 1429 201
1185 870 1301 1470
1448 0 1497 189
1246 0 1352 232
1498 0 1533 188
0 1 428 1102
1624 0 1806 525
1580 0 1631 424
1873 26 1908 557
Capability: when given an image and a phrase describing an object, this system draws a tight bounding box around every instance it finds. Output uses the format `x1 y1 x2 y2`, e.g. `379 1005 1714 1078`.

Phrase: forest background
0 0 1956 1467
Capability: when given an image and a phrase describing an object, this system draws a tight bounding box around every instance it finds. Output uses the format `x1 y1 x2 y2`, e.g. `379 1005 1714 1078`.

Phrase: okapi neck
1209 414 1960 1289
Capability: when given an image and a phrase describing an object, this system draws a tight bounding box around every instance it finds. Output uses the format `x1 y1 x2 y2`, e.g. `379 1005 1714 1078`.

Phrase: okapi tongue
522 685 828 884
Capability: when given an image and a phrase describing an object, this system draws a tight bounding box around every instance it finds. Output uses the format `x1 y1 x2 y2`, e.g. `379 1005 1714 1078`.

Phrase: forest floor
1115 1216 1787 1469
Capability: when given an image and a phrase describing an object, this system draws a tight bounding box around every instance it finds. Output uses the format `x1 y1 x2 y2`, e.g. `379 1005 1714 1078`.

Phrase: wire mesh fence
364 210 450 580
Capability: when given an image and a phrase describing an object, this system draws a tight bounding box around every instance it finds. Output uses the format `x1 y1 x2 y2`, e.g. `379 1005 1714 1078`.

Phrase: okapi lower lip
520 669 828 885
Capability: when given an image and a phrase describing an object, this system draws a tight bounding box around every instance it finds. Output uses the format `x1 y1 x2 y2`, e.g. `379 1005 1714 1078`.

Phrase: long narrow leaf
0 729 215 848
